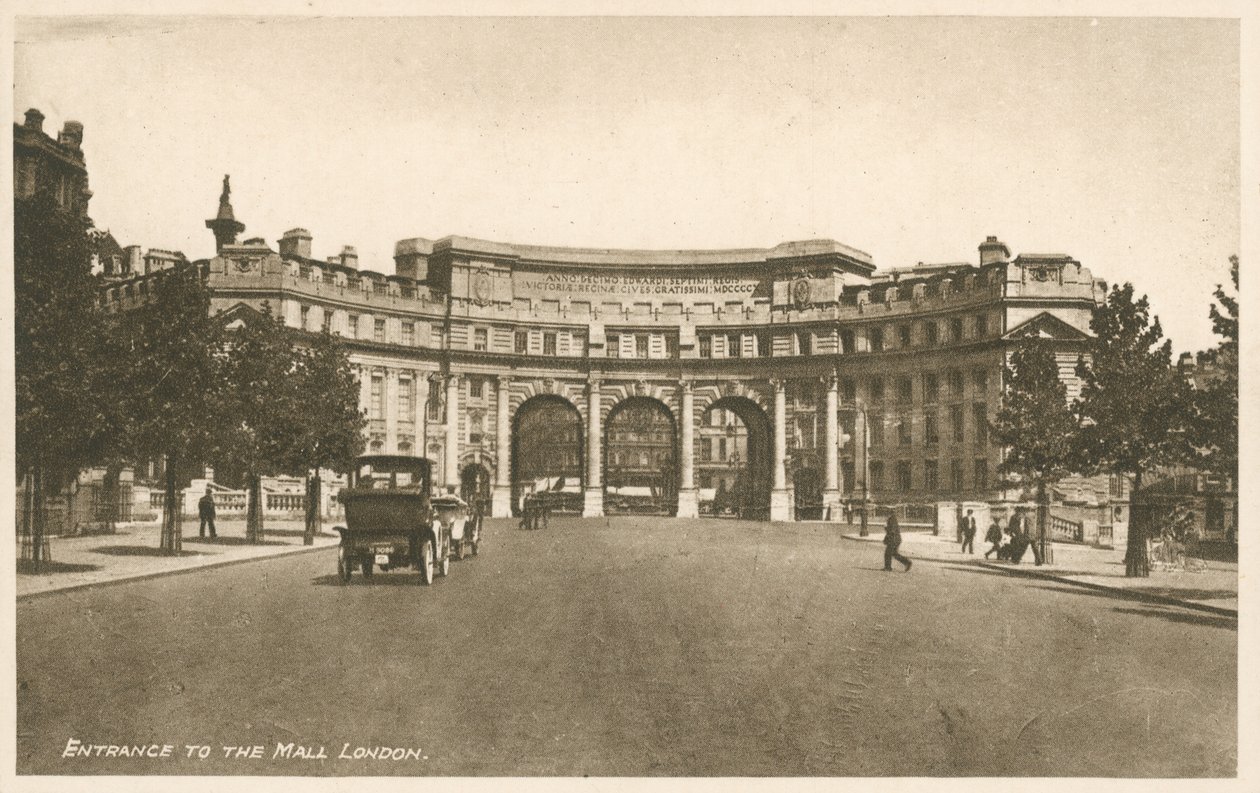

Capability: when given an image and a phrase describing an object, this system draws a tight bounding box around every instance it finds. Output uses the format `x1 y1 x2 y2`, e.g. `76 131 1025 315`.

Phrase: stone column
384 368 399 453
414 370 428 456
444 373 460 490
822 373 841 519
492 375 513 517
675 380 698 518
583 378 604 517
770 378 792 521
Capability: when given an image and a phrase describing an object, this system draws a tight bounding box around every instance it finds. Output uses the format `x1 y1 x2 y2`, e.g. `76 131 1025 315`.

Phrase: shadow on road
1111 605 1237 630
90 545 207 557
182 537 287 547
310 573 431 587
17 560 103 575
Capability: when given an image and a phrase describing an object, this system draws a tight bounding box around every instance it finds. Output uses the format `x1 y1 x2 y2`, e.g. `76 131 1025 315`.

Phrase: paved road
16 517 1236 777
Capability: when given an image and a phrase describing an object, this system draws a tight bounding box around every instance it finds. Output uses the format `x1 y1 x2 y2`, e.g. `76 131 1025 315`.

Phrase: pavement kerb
839 532 1238 619
17 539 336 602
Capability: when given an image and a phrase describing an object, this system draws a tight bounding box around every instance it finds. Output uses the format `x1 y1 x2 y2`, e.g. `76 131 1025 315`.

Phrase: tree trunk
303 472 322 546
102 463 121 534
160 453 182 553
1036 480 1048 566
1124 470 1149 577
246 474 264 544
31 467 45 571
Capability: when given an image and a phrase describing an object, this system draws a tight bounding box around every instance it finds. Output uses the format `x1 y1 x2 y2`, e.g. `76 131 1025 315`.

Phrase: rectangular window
370 375 383 420
972 369 989 392
840 330 855 354
573 331 588 357
869 327 884 352
869 377 885 404
950 404 965 442
470 377 483 399
869 461 885 491
973 403 988 444
757 331 773 357
897 416 912 446
869 414 884 447
718 437 727 462
321 311 331 334
950 317 964 343
399 378 412 418
430 325 443 347
950 459 964 491
636 335 649 358
974 458 989 489
925 321 939 346
698 440 712 463
699 335 712 358
975 314 988 337
348 314 359 338
727 333 742 358
543 332 557 356
925 413 939 445
665 335 678 358
374 318 386 343
608 333 620 358
427 378 442 421
949 369 965 398
796 331 812 356
898 324 912 348
896 377 913 405
841 379 856 404
924 459 939 491
514 330 528 354
469 413 484 444
300 305 310 329
402 321 414 346
473 328 488 351
924 373 940 404
896 461 912 492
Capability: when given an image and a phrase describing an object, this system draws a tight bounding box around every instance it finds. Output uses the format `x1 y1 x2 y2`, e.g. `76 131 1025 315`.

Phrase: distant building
14 107 91 218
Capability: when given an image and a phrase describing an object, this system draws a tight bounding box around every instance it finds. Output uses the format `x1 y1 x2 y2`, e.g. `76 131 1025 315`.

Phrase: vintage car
432 494 480 559
334 455 450 585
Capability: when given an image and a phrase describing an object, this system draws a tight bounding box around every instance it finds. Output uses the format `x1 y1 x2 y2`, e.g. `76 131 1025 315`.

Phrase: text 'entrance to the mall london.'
604 397 677 516
698 396 771 520
511 395 584 516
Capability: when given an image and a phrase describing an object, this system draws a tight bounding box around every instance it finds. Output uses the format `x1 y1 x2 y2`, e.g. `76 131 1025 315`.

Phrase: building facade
113 182 1121 524
14 108 91 218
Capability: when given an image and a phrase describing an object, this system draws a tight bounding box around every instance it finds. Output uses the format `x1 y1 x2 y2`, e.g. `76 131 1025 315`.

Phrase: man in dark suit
883 513 912 572
960 509 977 554
198 487 217 539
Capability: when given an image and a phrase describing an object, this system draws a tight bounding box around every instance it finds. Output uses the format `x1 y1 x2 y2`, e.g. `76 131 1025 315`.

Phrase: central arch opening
604 397 678 515
698 396 772 520
512 395 584 516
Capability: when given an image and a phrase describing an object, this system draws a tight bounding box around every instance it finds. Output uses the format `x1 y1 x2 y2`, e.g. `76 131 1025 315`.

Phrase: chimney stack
59 120 84 150
979 235 1010 267
278 228 313 260
340 245 359 270
23 108 44 132
125 245 143 276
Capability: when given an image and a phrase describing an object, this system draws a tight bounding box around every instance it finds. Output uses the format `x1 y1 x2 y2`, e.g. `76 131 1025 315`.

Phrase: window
896 461 912 492
950 317 964 343
514 330 528 354
757 331 772 357
924 459 939 491
699 335 712 358
924 373 940 404
374 318 386 343
950 404 965 442
699 440 712 463
718 437 727 462
348 314 360 338
973 403 988 444
470 377 483 400
869 327 884 352
925 321 939 346
300 305 310 329
543 332 557 356
948 369 965 398
665 335 678 358
402 321 414 346
896 377 913 405
796 331 812 356
840 329 855 354
950 459 964 491
399 378 412 418
898 324 912 348
473 328 488 351
869 414 884 447
370 375 383 420
925 413 939 445
841 378 856 404
321 311 331 334
469 413 484 444
608 333 620 358
427 378 442 421
727 333 742 358
430 325 443 347
974 458 989 489
636 335 649 358
869 377 885 404
897 416 912 446
573 331 588 357
975 314 988 337
972 369 989 392
869 461 885 491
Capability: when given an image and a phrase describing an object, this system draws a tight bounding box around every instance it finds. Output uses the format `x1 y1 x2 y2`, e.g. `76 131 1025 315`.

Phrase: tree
15 190 109 566
991 341 1078 564
1073 283 1194 577
107 264 229 553
290 330 367 544
1194 256 1238 482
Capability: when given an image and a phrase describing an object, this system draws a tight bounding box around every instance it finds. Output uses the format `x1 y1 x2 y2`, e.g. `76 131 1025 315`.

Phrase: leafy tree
290 330 367 543
1194 256 1238 481
1074 283 1194 577
15 190 109 565
106 264 229 552
991 341 1077 564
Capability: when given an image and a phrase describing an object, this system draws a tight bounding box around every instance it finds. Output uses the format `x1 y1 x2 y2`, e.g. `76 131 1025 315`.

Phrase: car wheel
337 547 352 583
419 540 434 585
439 546 450 577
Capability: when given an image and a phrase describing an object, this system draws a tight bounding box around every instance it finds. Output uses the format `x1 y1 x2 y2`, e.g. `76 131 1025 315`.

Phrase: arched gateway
511 395 584 516
604 397 678 515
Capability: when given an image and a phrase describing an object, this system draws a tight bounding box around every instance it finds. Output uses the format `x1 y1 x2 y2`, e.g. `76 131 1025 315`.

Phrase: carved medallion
234 258 256 274
791 277 812 309
472 269 492 306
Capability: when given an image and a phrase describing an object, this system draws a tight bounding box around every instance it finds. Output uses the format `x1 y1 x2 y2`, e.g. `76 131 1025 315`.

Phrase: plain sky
14 14 1241 353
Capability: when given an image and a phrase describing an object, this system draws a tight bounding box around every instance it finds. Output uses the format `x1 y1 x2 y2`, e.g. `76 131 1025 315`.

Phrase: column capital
586 377 602 394
497 374 514 388
824 372 839 391
678 378 694 394
769 377 788 393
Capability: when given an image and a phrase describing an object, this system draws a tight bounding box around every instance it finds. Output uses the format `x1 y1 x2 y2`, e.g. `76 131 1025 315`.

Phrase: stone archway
604 396 678 516
460 463 491 513
699 396 772 520
511 395 584 516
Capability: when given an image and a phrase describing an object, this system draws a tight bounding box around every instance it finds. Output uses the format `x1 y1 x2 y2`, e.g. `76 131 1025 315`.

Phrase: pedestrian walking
983 517 1003 559
883 513 912 572
198 487 217 539
960 509 977 554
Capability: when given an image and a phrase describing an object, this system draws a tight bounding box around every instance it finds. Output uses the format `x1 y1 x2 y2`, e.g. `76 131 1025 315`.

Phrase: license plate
375 553 389 565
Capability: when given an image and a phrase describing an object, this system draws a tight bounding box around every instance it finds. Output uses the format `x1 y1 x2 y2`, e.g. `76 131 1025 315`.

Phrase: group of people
968 509 1042 565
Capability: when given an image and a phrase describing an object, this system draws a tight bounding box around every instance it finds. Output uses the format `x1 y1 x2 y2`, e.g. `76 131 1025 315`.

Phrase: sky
14 14 1241 354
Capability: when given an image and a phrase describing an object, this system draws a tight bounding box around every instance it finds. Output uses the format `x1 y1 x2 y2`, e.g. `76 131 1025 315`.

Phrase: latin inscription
515 272 759 298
